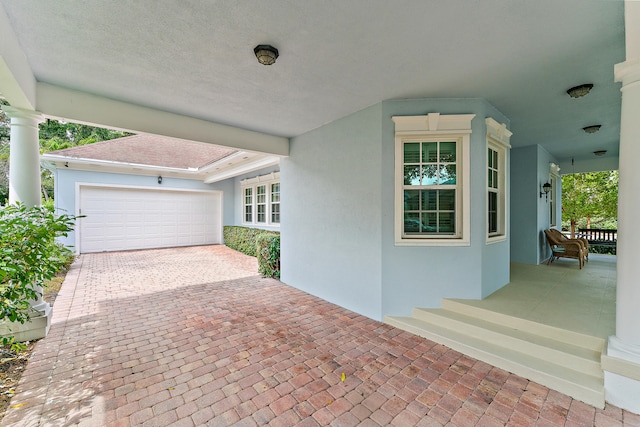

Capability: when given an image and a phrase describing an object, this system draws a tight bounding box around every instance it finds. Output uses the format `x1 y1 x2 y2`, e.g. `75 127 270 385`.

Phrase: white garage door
78 186 222 253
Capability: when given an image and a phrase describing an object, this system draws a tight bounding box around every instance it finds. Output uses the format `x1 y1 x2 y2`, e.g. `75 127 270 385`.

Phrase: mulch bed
0 276 63 421
0 341 36 419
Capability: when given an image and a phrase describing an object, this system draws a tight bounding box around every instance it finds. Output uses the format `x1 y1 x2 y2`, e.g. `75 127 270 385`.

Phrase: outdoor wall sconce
593 150 607 156
566 83 593 98
582 125 602 134
157 176 162 184
540 182 551 200
254 45 279 65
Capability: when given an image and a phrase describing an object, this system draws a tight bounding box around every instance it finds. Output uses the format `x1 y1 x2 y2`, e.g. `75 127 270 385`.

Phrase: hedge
223 226 280 278
256 233 280 279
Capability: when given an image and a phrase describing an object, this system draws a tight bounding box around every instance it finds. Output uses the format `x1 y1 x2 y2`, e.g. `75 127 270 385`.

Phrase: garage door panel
79 186 222 253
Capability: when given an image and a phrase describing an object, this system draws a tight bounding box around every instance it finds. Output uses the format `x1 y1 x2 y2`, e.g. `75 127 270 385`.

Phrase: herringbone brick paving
2 245 639 426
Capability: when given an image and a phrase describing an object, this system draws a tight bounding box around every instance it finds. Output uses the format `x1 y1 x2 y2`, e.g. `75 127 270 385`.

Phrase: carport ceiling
0 0 625 162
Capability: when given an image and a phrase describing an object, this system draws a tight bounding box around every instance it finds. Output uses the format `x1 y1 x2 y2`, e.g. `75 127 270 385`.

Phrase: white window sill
395 238 470 247
486 235 507 245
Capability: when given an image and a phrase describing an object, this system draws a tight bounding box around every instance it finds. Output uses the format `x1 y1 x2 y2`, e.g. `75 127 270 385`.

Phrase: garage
78 185 222 253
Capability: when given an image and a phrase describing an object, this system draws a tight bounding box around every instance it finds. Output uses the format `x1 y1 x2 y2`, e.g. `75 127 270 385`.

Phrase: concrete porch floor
2 246 638 426
452 254 617 340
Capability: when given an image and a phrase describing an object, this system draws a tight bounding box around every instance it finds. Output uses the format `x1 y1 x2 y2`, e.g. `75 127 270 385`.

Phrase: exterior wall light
540 182 551 200
254 45 279 65
583 125 602 134
593 150 607 156
158 176 162 184
566 84 594 98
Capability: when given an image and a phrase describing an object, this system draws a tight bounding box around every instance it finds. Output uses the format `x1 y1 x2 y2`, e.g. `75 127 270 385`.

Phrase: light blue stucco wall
380 99 511 316
281 104 384 320
509 145 559 265
281 98 511 321
52 168 234 248
510 146 539 264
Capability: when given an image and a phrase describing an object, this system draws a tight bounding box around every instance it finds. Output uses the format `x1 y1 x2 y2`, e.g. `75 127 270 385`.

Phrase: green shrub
0 204 76 336
590 244 616 255
223 226 281 279
223 226 278 257
257 233 280 279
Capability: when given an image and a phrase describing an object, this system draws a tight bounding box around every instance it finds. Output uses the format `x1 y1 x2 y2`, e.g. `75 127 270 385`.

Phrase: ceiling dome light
593 150 607 156
566 84 594 98
254 45 279 65
582 125 602 134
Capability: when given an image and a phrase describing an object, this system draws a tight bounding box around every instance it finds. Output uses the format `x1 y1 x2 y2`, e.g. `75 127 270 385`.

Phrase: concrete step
385 300 605 408
410 307 602 378
442 299 605 352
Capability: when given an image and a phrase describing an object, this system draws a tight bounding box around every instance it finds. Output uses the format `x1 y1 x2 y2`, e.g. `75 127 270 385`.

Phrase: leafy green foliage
0 204 75 332
223 226 281 279
38 119 130 146
223 226 279 257
561 171 618 235
257 234 280 279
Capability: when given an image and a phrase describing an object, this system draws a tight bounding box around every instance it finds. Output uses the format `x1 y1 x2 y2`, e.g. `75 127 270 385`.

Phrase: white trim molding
486 118 511 245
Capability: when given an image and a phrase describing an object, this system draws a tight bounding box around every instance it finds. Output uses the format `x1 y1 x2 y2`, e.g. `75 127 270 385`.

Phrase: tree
562 170 618 237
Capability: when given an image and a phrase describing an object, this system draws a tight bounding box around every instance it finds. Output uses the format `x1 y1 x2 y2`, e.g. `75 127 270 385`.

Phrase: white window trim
549 162 561 228
393 113 475 246
486 118 512 244
241 172 280 227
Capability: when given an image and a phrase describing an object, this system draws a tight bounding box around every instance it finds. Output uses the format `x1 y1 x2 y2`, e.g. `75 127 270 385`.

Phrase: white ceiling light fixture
254 45 279 65
566 83 594 98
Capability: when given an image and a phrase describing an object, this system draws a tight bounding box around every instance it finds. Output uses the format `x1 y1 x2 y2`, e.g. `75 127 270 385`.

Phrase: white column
604 0 640 414
4 106 43 208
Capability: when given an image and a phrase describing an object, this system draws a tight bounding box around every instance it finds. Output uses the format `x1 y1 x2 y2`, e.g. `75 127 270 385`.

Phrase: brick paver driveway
2 245 637 426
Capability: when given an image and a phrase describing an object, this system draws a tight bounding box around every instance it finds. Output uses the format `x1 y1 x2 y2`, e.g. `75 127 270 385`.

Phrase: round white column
605 2 640 412
3 106 50 326
4 106 44 208
615 59 640 346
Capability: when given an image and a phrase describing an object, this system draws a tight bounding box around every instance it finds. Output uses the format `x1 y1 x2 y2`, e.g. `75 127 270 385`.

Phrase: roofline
41 151 281 183
41 153 199 174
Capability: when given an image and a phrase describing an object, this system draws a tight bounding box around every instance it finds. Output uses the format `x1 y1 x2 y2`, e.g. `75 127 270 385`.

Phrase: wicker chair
548 228 589 263
544 229 585 269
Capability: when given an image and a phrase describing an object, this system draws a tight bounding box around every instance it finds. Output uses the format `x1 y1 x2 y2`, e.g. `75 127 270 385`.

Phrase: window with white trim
241 172 280 227
393 114 474 246
485 118 511 243
271 183 280 224
244 187 253 223
403 140 458 235
256 185 267 223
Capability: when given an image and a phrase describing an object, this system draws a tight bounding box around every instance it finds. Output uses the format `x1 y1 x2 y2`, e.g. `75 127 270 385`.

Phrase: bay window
241 172 280 227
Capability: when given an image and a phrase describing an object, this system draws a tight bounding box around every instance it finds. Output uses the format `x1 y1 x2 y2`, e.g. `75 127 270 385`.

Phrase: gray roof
49 134 237 170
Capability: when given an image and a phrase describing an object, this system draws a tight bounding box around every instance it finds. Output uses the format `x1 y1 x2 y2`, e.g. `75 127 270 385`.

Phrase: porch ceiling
0 1 625 164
